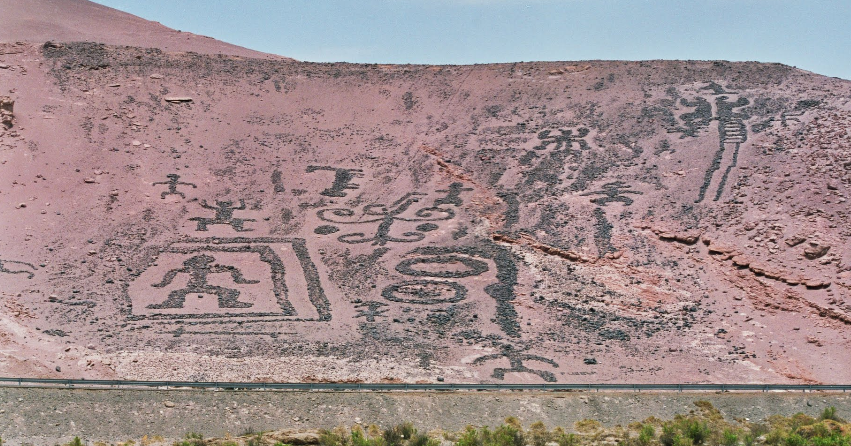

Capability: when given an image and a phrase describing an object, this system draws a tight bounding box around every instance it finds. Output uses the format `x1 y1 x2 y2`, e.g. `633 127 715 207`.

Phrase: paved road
2 377 851 392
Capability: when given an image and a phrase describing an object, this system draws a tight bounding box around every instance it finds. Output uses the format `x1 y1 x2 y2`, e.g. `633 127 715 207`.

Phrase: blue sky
93 0 850 80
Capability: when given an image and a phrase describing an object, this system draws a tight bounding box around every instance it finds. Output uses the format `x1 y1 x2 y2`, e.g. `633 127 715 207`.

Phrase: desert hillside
0 0 285 59
1 1 850 384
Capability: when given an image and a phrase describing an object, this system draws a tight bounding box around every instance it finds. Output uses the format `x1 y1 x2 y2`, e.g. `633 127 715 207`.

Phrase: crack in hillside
419 143 504 227
491 232 596 263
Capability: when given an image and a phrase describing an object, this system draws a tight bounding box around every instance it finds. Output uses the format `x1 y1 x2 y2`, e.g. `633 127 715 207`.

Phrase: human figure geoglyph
152 174 197 199
189 199 256 232
147 254 258 309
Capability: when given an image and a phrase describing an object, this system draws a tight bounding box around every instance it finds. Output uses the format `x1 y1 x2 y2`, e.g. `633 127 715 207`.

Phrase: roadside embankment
2 388 850 444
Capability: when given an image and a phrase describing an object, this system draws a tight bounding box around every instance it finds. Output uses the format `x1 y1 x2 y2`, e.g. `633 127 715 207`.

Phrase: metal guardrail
0 378 849 392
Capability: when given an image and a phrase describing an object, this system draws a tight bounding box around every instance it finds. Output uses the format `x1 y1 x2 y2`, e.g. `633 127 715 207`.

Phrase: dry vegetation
17 401 850 446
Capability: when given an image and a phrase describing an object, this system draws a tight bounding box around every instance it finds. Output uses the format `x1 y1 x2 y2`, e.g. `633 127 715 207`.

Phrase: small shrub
175 432 205 446
409 433 438 446
504 417 522 430
575 419 602 434
790 414 818 430
399 422 417 440
682 420 710 445
68 438 84 446
672 434 693 446
811 433 851 446
351 429 371 446
808 422 835 439
821 407 844 423
529 421 550 446
383 426 404 446
660 425 677 446
320 429 347 446
456 427 481 446
765 428 786 446
454 424 524 446
494 424 524 446
693 401 723 422
785 433 807 446
750 424 771 439
721 429 739 446
638 424 656 446
555 432 579 446
367 425 382 439
247 433 264 446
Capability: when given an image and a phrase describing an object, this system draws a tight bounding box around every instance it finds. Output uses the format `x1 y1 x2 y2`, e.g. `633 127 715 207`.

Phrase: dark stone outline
168 327 285 338
316 192 455 246
124 237 330 322
306 165 363 198
382 280 467 305
0 258 37 279
533 128 590 151
152 173 197 200
579 181 643 207
714 142 741 201
396 255 490 278
271 169 286 193
381 280 467 305
404 243 521 338
147 244 292 315
696 95 750 203
496 191 520 229
314 225 340 235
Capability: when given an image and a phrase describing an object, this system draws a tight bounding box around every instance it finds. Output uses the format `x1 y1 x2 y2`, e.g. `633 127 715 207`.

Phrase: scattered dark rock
785 235 807 247
0 96 13 129
804 243 830 260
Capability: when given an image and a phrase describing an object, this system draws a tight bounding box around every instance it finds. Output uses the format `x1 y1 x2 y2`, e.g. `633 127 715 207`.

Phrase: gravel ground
2 388 851 445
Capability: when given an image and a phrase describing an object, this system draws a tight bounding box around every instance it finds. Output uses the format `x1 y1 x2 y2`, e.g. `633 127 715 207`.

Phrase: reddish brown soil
0 0 850 384
0 0 286 60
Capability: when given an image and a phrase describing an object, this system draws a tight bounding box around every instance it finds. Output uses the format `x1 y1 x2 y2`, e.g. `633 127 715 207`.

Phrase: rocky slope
0 0 285 60
2 388 850 445
0 2 850 384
